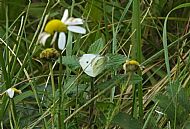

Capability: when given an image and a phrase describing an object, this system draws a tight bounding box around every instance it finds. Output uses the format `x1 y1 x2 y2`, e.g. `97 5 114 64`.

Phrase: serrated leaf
178 88 190 113
88 38 104 54
112 112 142 129
105 54 127 70
166 81 180 98
57 55 80 70
131 73 143 84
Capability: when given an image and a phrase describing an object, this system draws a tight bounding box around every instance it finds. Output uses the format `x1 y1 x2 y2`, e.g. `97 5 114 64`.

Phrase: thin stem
132 78 137 117
87 77 95 128
49 62 56 128
58 54 64 129
49 62 56 98
110 3 116 103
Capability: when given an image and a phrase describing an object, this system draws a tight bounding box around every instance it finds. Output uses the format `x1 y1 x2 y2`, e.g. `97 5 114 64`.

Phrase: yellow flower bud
40 48 60 61
123 60 140 72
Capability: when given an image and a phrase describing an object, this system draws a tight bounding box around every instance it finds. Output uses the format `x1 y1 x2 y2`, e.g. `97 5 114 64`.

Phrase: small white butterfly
6 88 15 98
5 88 22 98
79 54 106 77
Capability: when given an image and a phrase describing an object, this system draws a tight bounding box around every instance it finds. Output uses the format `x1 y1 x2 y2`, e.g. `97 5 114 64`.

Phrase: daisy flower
38 9 86 50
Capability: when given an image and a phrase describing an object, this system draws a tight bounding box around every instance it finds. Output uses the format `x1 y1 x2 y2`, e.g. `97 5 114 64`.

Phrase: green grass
0 0 190 129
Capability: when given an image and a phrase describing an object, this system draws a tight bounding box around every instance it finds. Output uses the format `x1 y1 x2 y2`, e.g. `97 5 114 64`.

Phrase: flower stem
87 77 95 128
58 54 64 129
49 62 56 128
131 0 143 119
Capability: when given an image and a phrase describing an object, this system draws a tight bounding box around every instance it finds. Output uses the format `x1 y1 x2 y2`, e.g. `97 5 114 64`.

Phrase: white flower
6 88 22 98
79 54 106 77
38 9 86 50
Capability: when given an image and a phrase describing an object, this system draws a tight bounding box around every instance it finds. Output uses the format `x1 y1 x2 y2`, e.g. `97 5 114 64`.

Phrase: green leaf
84 1 103 21
29 3 46 18
88 38 104 54
155 94 175 120
105 54 127 70
131 73 143 84
58 55 80 70
178 87 190 113
155 91 188 125
166 80 180 98
112 112 142 129
14 90 33 104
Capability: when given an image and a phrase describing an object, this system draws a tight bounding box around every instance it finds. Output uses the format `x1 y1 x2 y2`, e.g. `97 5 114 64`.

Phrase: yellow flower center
45 19 67 35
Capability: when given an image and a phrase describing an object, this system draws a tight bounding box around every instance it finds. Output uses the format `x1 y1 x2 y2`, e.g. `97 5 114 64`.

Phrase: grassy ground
0 0 190 129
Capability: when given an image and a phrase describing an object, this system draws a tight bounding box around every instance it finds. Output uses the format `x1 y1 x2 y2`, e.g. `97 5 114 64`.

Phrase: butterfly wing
92 56 106 77
79 54 97 77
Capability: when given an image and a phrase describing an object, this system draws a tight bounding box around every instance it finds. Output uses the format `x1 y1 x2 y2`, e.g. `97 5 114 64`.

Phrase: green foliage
105 54 127 70
112 112 143 129
0 0 190 128
14 90 33 104
84 0 103 22
155 81 190 129
87 37 105 54
58 55 80 70
0 0 26 21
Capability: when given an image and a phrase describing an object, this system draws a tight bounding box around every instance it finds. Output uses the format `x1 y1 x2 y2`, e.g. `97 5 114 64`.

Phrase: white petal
6 88 14 98
50 32 58 45
38 32 51 46
58 32 66 50
65 18 83 25
68 26 86 34
61 9 69 23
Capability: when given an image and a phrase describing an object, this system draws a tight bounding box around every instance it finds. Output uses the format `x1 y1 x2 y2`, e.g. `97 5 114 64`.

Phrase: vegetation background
0 0 190 129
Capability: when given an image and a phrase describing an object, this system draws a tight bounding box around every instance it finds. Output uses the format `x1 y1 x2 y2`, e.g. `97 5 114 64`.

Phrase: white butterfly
79 54 106 77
